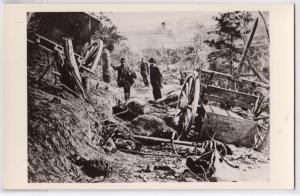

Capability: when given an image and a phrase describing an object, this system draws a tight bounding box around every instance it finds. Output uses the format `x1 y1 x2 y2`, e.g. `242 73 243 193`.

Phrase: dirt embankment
28 46 123 182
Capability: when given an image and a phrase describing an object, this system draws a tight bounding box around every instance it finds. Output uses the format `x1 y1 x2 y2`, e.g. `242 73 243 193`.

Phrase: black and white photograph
27 11 270 183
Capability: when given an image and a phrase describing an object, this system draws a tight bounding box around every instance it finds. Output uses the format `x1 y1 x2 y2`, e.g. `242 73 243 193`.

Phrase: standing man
102 48 112 83
140 58 149 86
149 58 163 101
111 57 136 101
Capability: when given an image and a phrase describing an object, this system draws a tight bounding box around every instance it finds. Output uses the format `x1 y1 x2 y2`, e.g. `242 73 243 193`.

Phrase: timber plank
204 85 258 105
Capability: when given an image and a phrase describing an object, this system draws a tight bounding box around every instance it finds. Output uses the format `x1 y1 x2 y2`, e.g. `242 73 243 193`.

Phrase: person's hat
120 57 125 61
149 58 155 63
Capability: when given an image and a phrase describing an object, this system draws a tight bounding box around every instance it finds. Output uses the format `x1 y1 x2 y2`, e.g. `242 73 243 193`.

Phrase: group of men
80 35 163 102
111 57 163 102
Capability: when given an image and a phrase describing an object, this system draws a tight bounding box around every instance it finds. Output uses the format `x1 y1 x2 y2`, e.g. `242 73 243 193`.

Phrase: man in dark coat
140 58 149 86
111 57 136 101
102 48 112 83
149 58 163 100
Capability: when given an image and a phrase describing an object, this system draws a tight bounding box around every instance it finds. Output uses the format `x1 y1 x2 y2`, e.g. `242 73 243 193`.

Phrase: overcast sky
105 11 266 52
106 12 217 32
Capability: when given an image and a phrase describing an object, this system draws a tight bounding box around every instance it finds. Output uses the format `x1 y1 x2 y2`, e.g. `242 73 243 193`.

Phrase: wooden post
236 18 259 78
90 39 104 72
65 38 82 83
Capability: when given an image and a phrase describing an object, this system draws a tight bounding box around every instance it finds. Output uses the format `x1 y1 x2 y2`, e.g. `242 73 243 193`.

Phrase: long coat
150 63 162 88
140 62 149 76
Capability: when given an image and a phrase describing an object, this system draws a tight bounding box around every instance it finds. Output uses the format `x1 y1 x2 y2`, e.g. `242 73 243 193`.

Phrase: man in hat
111 57 136 101
140 58 149 86
102 48 112 83
149 58 163 100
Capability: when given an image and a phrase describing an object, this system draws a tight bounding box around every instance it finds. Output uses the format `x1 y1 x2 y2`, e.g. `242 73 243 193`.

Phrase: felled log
200 105 257 147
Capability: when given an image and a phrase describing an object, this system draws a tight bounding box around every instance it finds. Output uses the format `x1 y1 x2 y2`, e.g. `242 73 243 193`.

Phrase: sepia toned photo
26 11 271 183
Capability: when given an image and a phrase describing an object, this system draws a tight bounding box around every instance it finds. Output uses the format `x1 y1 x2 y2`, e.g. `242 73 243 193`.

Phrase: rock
154 165 172 171
102 138 117 154
51 97 61 104
115 139 136 150
69 155 111 178
144 164 154 172
185 177 197 182
167 175 176 180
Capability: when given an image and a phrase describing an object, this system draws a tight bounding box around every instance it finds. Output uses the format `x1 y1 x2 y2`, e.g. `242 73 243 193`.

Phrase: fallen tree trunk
200 105 257 147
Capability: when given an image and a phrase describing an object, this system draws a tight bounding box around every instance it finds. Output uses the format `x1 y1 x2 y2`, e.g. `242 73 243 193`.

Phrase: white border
0 0 296 193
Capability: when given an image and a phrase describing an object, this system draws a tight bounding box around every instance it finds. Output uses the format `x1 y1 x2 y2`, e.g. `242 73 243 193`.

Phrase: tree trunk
230 35 233 75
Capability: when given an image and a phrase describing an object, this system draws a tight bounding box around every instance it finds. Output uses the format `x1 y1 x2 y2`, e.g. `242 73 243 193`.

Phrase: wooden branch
133 135 203 147
236 18 259 78
61 84 80 97
37 61 55 82
65 38 82 83
33 34 83 60
119 149 181 158
258 11 270 42
246 57 269 84
201 69 269 88
239 27 269 85
253 115 269 121
166 65 181 80
90 40 104 72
